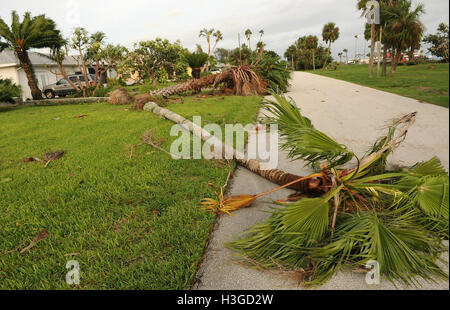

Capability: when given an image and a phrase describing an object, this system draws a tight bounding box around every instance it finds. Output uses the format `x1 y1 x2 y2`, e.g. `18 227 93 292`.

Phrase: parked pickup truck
42 74 96 99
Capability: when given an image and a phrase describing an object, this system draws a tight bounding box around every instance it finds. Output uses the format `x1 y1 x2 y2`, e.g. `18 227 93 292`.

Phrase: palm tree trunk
150 66 267 97
377 26 383 76
16 50 42 100
382 46 388 77
312 50 316 70
369 23 376 79
142 102 319 192
390 49 400 77
323 42 332 70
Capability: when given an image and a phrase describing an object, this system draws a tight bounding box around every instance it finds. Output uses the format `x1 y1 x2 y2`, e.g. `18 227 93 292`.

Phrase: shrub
0 78 21 103
254 51 291 93
327 63 338 70
106 78 126 89
184 52 209 78
93 86 113 97
68 86 112 98
138 80 157 93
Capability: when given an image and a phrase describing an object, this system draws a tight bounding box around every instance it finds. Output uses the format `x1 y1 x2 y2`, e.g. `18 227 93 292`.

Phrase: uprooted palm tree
150 65 268 97
0 11 63 100
202 94 448 287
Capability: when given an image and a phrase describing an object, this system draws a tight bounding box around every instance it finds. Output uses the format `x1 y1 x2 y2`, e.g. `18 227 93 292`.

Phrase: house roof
0 49 78 67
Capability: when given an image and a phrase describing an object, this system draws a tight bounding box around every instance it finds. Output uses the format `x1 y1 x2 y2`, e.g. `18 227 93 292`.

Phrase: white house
0 50 117 100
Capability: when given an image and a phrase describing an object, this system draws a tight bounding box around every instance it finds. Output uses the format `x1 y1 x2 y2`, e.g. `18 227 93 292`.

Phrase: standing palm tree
258 30 264 43
211 30 223 56
322 22 340 70
0 11 63 99
199 28 215 72
343 48 349 64
305 35 319 70
284 45 297 70
199 28 214 56
244 29 253 49
384 0 425 76
338 52 343 64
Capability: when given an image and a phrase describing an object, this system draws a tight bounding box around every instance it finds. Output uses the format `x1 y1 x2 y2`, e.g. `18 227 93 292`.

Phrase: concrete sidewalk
194 72 449 290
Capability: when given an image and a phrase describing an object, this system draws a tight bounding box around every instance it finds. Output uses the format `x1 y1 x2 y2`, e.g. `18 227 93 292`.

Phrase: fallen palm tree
150 65 268 98
142 95 448 287
142 101 320 192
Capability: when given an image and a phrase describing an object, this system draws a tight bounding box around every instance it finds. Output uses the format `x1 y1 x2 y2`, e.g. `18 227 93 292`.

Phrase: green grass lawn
0 95 261 289
310 63 449 108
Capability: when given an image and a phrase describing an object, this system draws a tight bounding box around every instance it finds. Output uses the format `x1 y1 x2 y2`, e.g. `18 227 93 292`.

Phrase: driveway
194 71 449 290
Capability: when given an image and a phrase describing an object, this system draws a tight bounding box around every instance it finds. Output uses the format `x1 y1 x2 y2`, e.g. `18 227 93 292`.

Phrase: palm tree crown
0 11 63 52
322 22 340 44
0 11 63 100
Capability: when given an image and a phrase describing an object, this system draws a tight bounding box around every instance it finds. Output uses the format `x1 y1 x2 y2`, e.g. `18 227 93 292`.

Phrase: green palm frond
306 212 447 287
281 198 330 243
413 176 449 219
408 157 448 177
227 198 330 269
0 11 63 50
262 93 354 169
183 52 209 68
285 127 355 169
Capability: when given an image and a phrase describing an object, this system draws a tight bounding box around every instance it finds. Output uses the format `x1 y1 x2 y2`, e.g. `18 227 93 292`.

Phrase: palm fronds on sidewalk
226 93 449 287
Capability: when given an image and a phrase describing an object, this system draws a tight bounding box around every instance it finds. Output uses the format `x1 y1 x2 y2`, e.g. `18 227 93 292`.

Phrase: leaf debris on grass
20 229 49 254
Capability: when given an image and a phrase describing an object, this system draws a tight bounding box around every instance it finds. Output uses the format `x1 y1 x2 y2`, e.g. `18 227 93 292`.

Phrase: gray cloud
1 0 448 59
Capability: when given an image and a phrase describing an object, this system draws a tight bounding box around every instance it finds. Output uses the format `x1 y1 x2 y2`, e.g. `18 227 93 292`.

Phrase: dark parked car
42 74 96 99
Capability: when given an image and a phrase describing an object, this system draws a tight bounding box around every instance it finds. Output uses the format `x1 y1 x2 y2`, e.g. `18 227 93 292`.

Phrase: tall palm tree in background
384 0 425 76
284 44 297 70
211 30 223 56
199 28 214 56
305 35 319 70
343 48 349 64
199 28 221 71
0 11 63 99
322 22 340 70
245 29 253 49
338 52 343 64
258 30 264 45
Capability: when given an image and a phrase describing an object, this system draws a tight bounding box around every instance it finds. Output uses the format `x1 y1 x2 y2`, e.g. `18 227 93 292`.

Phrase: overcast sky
1 0 449 59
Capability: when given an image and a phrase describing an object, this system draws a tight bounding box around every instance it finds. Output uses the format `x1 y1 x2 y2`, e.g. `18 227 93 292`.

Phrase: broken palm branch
142 101 320 192
200 173 323 214
226 93 448 287
43 150 66 167
149 65 268 98
20 229 49 254
23 150 66 167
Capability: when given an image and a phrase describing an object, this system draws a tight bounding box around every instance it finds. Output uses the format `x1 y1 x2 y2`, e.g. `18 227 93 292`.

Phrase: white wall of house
0 65 20 87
